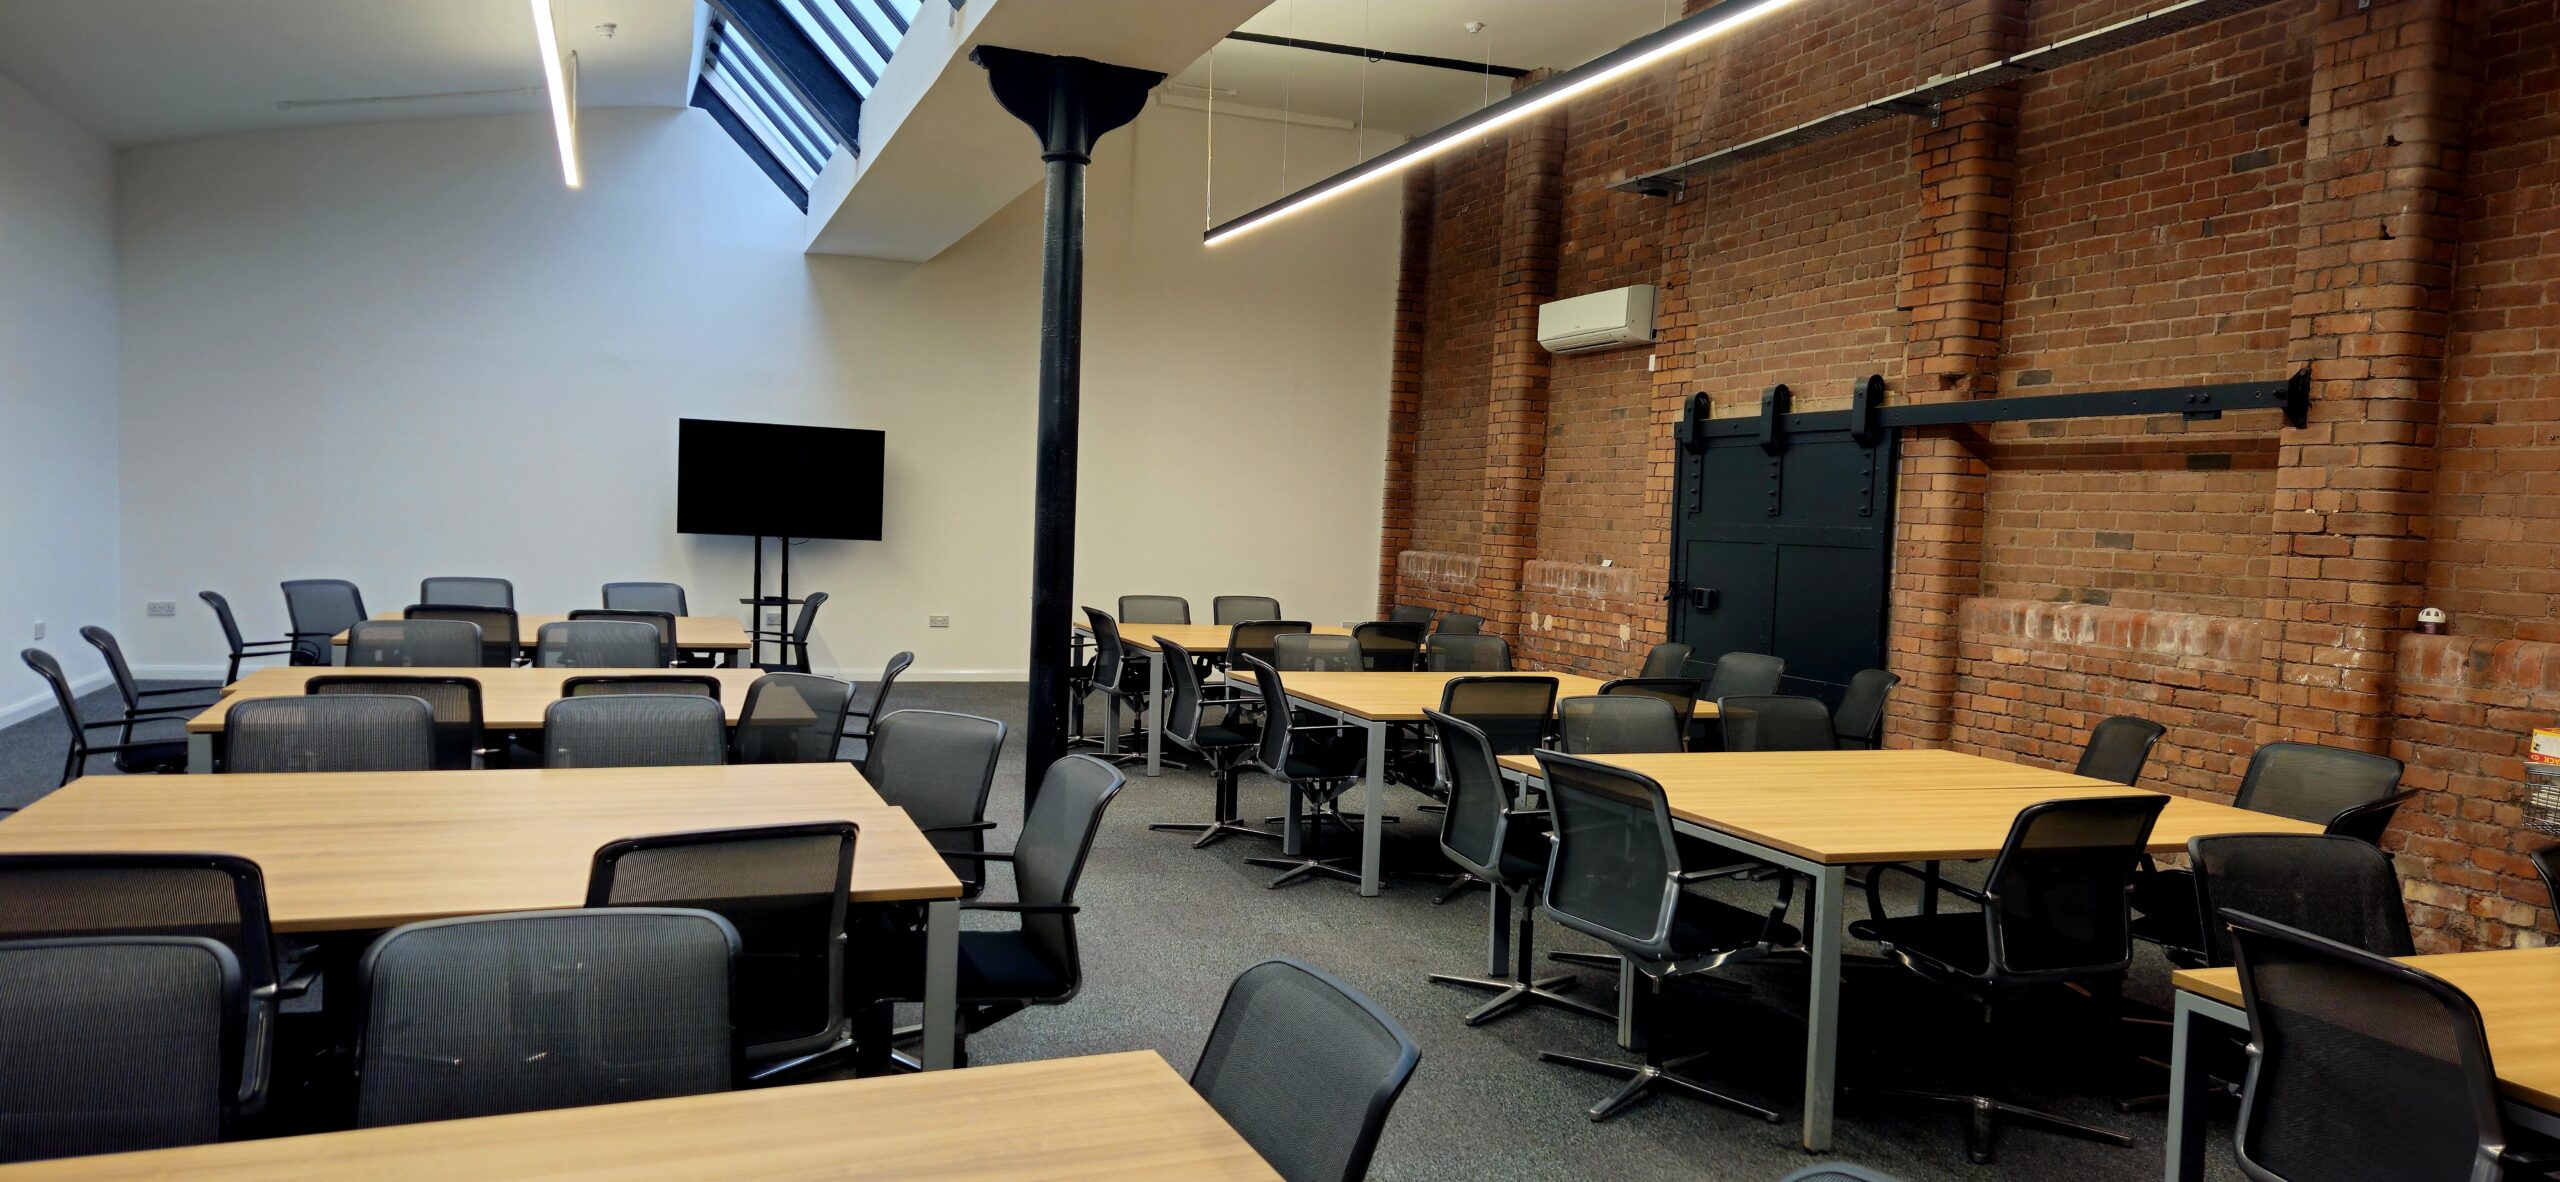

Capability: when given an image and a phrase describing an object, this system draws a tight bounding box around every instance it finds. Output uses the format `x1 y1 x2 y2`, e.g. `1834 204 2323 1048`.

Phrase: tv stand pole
741 535 797 669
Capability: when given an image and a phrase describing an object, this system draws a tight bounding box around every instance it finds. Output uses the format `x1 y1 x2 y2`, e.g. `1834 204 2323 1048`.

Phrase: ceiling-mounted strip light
1203 0 1812 245
530 0 581 187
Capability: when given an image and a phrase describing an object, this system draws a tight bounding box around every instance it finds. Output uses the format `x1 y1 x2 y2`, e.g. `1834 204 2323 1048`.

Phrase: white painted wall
114 100 1396 679
0 69 121 722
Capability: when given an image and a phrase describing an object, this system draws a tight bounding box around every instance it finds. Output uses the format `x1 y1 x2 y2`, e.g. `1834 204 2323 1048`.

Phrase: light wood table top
1074 622 1352 653
0 763 961 932
1227 667 1628 722
336 613 753 652
195 666 769 733
0 1051 1279 1181
2175 947 2560 1113
1497 749 2319 863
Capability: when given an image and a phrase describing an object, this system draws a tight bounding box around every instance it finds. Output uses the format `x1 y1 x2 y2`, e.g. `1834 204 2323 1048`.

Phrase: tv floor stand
741 534 802 669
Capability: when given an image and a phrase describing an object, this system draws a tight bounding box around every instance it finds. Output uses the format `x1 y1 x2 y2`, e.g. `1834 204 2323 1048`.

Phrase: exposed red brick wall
1406 139 1505 560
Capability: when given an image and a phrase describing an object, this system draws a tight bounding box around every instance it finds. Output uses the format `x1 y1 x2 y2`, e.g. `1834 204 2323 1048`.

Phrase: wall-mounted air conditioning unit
1536 284 1657 354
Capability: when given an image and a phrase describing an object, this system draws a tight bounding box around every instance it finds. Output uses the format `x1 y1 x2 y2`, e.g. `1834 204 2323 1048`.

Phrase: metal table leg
188 732 213 774
1802 864 1845 1152
1143 650 1163 777
920 899 958 1070
2167 990 2239 1181
1358 718 1387 897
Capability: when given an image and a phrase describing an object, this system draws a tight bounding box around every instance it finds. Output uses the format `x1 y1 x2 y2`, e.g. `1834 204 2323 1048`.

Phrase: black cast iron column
973 47 1163 802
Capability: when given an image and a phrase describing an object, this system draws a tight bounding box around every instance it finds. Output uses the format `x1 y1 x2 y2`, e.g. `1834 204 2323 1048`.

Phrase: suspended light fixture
530 0 581 187
1204 0 1813 245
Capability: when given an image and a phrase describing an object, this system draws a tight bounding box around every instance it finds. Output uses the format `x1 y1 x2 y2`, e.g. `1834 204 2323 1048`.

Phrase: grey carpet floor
0 679 2246 1181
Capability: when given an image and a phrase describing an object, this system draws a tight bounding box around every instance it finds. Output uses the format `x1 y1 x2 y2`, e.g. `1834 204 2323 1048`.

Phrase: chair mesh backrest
1425 634 1511 673
344 620 482 668
226 695 436 773
1081 607 1129 685
562 675 721 697
1640 641 1695 679
566 611 676 666
1441 677 1558 756
845 651 915 734
542 695 727 768
1213 596 1282 625
0 854 275 994
1599 678 1699 734
406 605 519 667
2227 913 2501 1182
536 620 666 668
1118 595 1190 625
1242 657 1297 772
2190 834 2413 968
1833 669 1899 748
588 825 852 1058
2074 715 2165 785
1979 795 2167 976
601 582 688 617
1274 634 1362 672
2235 741 2406 828
865 710 1006 894
1428 710 1514 879
1157 639 1208 744
731 674 851 764
1351 622 1426 672
308 677 483 771
1536 752 1681 959
1435 613 1485 636
0 937 239 1164
788 593 827 646
1386 605 1434 625
280 579 365 643
1012 756 1127 983
19 648 88 732
2533 845 2560 920
1719 695 1837 752
1190 958 1419 1182
1559 695 1681 755
1225 621 1312 671
355 909 736 1129
200 591 249 654
418 577 512 610
76 627 145 711
1704 651 1785 698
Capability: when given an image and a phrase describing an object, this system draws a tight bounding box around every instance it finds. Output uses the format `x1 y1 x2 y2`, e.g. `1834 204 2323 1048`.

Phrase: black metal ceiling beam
1223 31 1531 78
691 79 810 211
1683 370 2311 450
705 0 864 148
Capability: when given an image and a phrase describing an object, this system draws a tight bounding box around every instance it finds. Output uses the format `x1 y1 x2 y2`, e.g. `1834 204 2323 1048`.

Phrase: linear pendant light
1203 0 1812 246
531 0 581 187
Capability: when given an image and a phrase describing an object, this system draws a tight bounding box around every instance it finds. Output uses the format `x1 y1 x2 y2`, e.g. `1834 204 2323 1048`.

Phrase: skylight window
692 2 917 210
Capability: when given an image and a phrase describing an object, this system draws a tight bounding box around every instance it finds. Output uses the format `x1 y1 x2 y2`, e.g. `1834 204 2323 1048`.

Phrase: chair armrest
1288 722 1368 735
1502 807 1550 820
137 686 217 699
938 850 1016 863
1863 860 1988 921
919 821 999 835
256 967 320 1002
962 902 1080 915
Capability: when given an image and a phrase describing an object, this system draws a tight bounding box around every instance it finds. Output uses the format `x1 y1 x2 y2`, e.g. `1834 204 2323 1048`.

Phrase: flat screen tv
677 418 885 540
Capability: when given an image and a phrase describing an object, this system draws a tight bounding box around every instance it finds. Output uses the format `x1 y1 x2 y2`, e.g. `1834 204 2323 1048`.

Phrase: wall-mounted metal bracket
1685 367 2314 449
1848 374 1885 445
1757 383 1793 453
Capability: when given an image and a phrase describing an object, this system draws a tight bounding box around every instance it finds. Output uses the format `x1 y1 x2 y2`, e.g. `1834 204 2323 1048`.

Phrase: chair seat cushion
113 740 192 774
957 931 1072 999
1850 909 2122 979
1670 891 1799 956
1192 722 1260 749
2128 866 2203 949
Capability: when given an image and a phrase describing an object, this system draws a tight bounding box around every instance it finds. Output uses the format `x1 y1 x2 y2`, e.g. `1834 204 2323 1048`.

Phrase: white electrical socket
928 615 951 628
146 600 176 617
30 620 43 641
764 612 783 627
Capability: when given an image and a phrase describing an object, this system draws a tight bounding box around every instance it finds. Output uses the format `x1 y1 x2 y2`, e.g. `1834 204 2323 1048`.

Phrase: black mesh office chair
1599 677 1701 743
1436 613 1485 636
80 626 217 726
225 694 436 773
1387 604 1434 625
0 936 241 1164
731 673 852 764
1351 621 1427 672
1833 669 1899 749
1192 958 1421 1182
1118 595 1190 625
1441 676 1558 756
568 609 677 667
1719 695 1837 752
1641 641 1695 679
1425 711 1611 1026
561 674 722 696
0 853 310 1129
1076 608 1150 764
1275 633 1363 672
542 695 726 768
2533 845 2560 925
1149 638 1272 849
1704 652 1786 697
534 619 665 668
406 604 520 667
2223 910 2546 1182
1426 634 1512 672
588 824 854 1078
865 710 1006 898
2134 740 2410 965
875 756 1127 1067
353 908 739 1128
279 579 365 666
1224 621 1312 673
2075 715 2167 785
343 619 482 668
418 577 512 610
1849 794 2168 1163
200 591 295 684
838 651 915 765
601 582 688 616
308 676 486 771
1236 656 1372 889
2190 834 2412 967
1534 751 1798 1123
1213 596 1283 625
1558 694 1682 755
20 648 189 785
756 592 828 674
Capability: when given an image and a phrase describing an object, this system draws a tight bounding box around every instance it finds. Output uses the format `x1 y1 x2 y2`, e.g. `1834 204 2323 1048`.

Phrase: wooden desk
1070 622 1352 779
335 613 753 655
0 763 970 1069
1500 748 2321 1154
2166 948 2560 1180
0 1052 1279 1181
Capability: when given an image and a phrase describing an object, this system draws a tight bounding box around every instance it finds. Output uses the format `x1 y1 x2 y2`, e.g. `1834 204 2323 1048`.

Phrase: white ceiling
1173 0 1674 135
0 0 698 146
